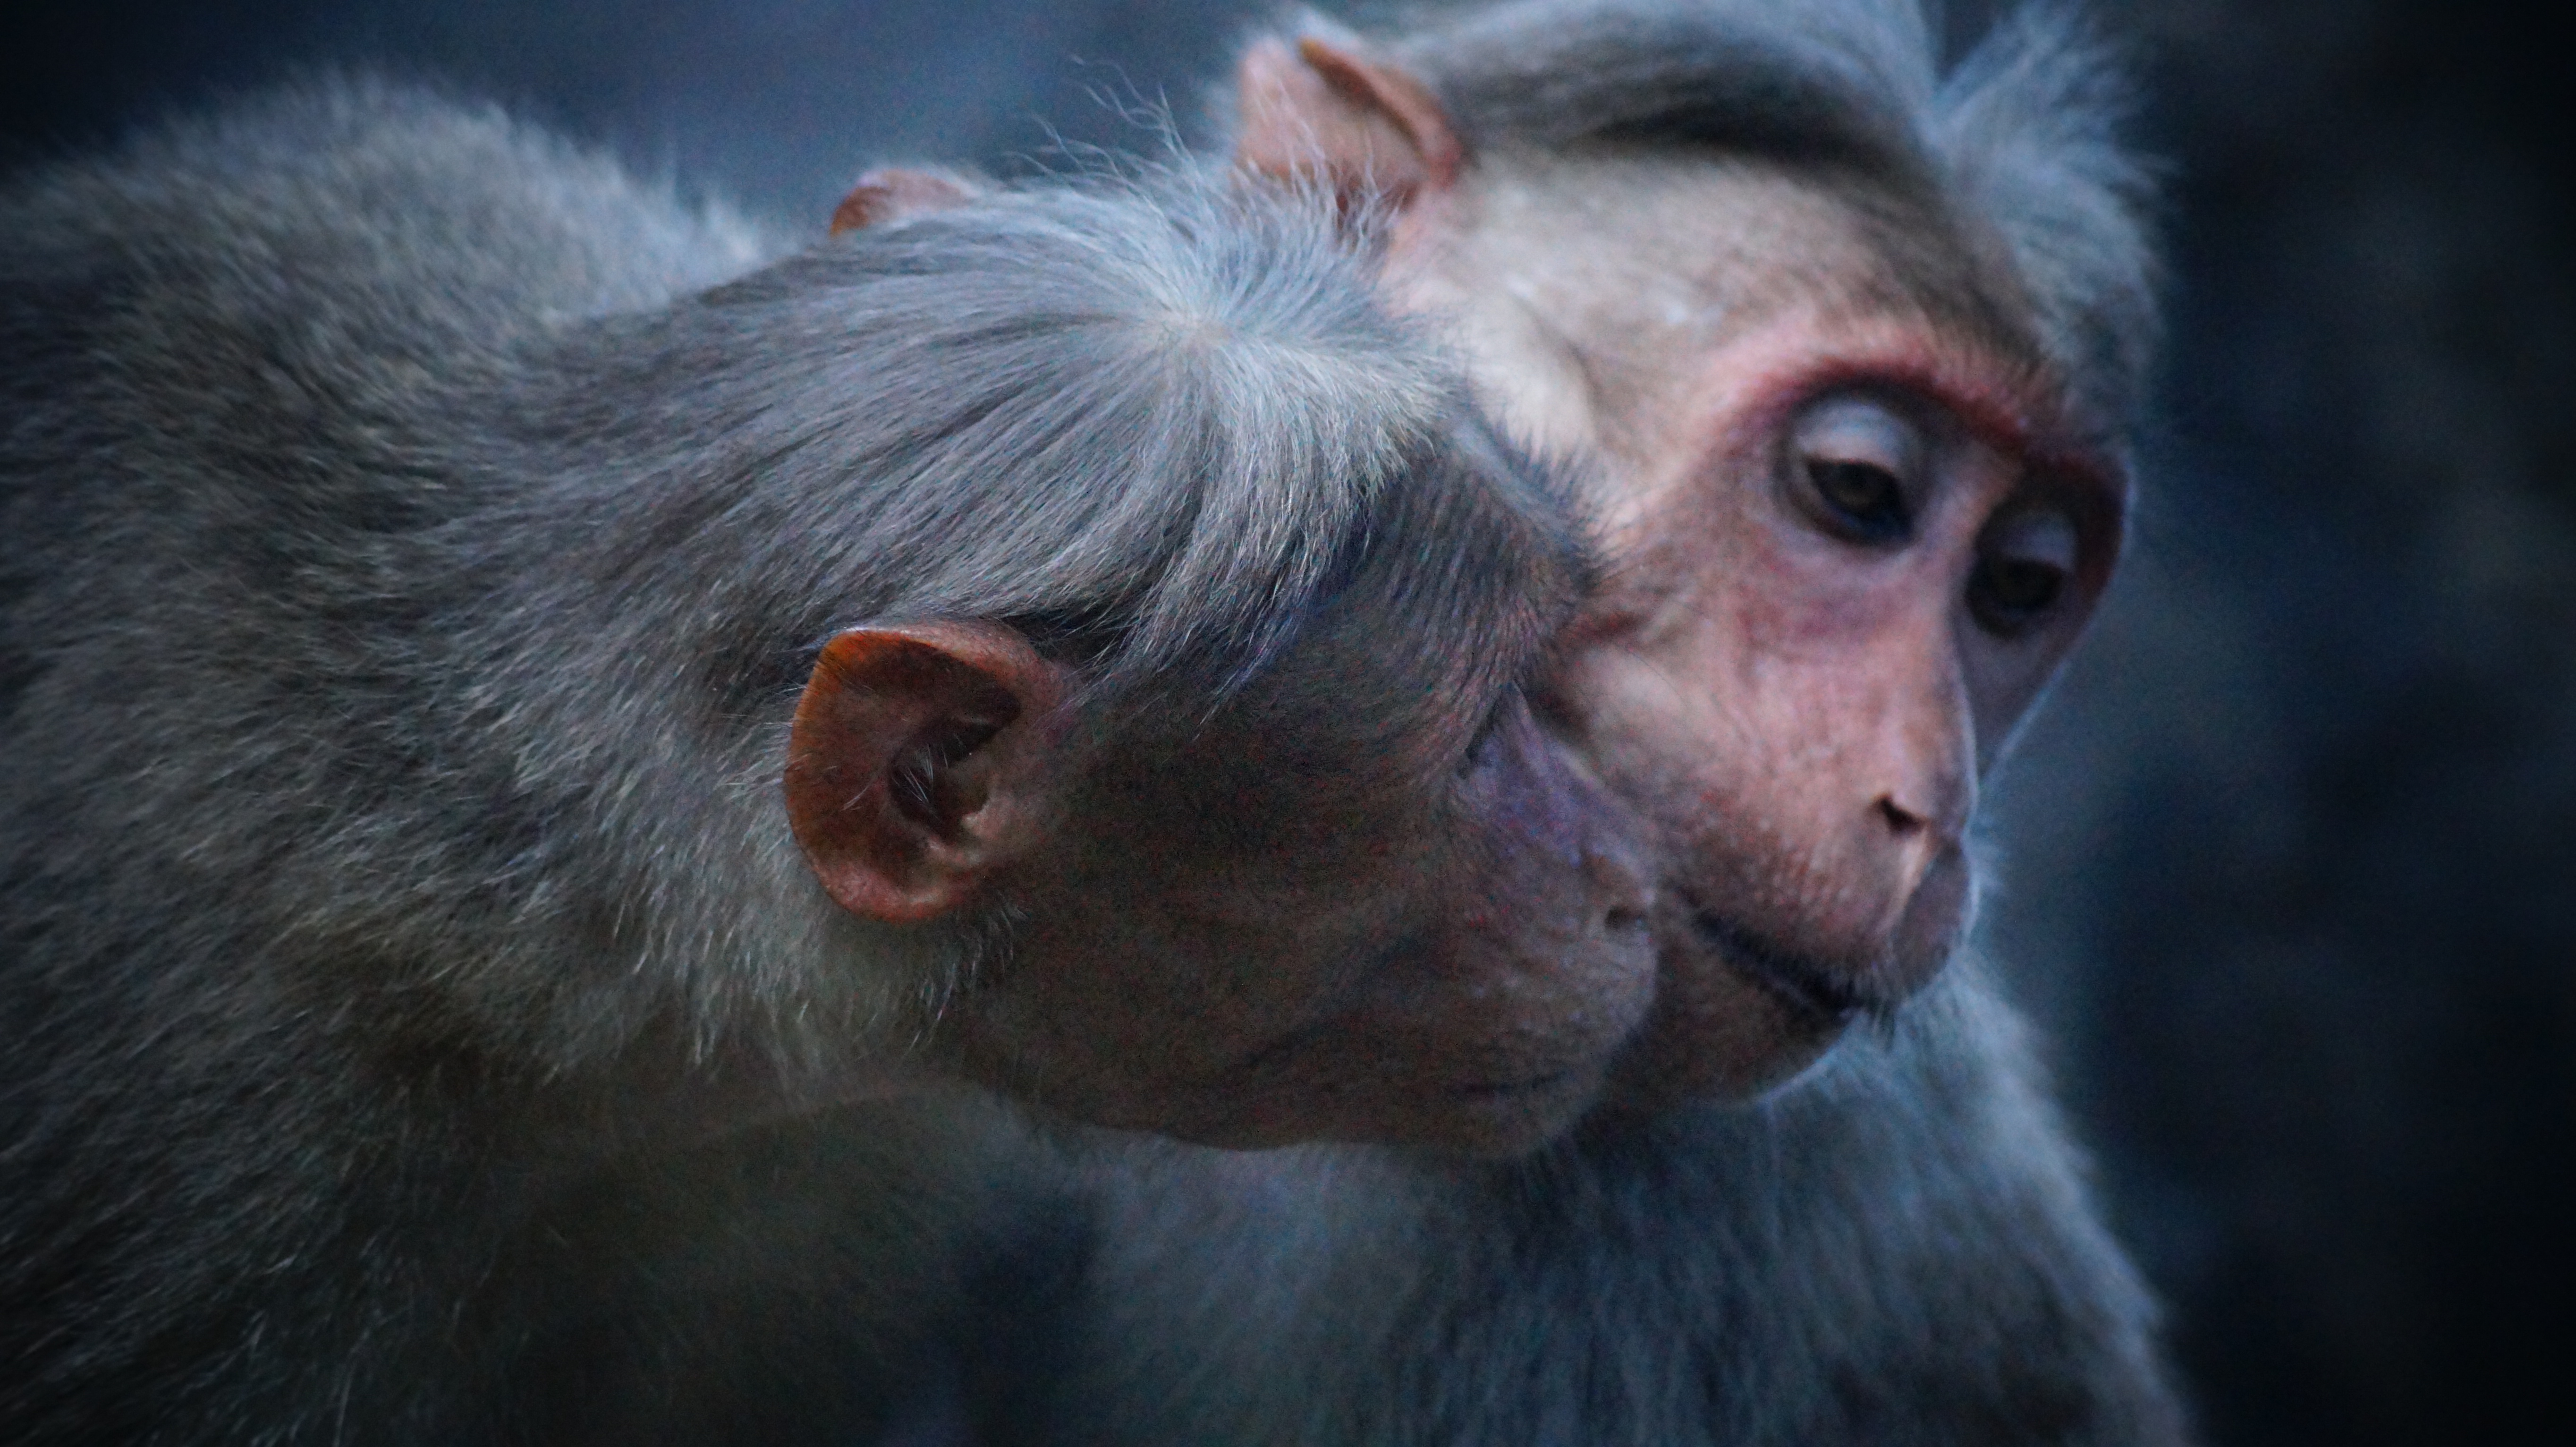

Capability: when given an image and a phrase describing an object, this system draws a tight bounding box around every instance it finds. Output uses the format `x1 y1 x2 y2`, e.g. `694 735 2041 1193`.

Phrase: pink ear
828 168 986 236
783 622 1064 922
1233 34 1464 208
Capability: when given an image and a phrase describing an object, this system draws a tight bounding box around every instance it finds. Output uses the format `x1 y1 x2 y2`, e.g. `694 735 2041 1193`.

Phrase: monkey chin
1387 1065 1620 1158
1595 861 1974 1118
995 1018 1626 1158
1143 1061 1619 1159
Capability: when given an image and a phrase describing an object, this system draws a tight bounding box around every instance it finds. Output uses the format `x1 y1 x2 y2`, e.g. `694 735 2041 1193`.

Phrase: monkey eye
1968 507 2079 635
1791 397 1921 545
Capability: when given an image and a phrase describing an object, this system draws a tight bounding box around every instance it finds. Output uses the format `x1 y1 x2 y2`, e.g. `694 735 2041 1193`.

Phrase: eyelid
1783 392 1926 546
1791 395 1926 480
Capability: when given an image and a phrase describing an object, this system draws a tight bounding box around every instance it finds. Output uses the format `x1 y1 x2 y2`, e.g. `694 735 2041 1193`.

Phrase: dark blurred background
3 2 2567 1442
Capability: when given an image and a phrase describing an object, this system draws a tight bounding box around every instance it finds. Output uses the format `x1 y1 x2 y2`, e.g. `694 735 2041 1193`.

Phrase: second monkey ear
784 622 1066 923
829 167 986 236
1233 34 1463 209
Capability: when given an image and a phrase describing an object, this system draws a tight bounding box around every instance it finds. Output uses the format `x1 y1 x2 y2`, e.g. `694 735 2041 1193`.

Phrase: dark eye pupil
1807 459 1908 542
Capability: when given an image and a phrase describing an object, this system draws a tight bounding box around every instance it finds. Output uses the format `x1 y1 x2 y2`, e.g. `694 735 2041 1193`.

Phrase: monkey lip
1688 911 1873 1026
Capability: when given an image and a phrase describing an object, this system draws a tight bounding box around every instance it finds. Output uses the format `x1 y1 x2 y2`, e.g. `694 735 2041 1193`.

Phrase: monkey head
1233 29 2132 1108
778 377 1654 1155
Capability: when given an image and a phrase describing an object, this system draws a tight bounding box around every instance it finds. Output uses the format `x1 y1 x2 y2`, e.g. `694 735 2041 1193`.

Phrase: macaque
0 80 1656 1441
1017 1 2191 1441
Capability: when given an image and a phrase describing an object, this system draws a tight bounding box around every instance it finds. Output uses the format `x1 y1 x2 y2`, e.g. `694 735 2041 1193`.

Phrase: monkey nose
1863 773 1967 903
1855 684 1973 851
1872 790 1964 845
1869 760 1972 845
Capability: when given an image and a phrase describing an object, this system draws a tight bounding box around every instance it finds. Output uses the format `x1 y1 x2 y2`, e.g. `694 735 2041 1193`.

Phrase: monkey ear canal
783 623 1067 924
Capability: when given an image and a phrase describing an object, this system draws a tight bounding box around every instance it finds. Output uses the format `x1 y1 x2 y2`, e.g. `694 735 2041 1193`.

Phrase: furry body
0 79 1544 1443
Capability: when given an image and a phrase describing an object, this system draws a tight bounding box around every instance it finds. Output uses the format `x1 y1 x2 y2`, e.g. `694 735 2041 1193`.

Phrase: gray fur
1013 3 2188 1442
1350 0 2161 426
1038 962 2185 1445
0 77 1559 1443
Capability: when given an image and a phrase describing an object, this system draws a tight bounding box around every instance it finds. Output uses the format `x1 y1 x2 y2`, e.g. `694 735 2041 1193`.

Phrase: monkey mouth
1688 911 1874 1027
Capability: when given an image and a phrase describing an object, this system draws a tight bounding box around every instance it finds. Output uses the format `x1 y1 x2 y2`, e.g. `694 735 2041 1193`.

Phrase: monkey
1000 1 2195 1441
0 78 1666 1442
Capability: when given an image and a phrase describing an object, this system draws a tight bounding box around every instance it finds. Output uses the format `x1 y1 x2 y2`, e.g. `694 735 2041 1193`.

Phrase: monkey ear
784 622 1067 924
828 167 986 236
1233 34 1464 209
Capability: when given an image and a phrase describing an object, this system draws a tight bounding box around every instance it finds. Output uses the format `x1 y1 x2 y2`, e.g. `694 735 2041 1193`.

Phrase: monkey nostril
1875 796 1926 835
1603 904 1647 934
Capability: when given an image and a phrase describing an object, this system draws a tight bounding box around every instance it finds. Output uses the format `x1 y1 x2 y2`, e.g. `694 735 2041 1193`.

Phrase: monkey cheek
941 967 1637 1157
1204 929 1658 1157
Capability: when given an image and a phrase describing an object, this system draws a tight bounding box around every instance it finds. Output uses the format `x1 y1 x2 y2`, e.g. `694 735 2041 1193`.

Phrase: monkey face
1393 167 2126 1110
951 682 1659 1156
1540 317 2121 1108
1224 34 2139 1126
783 431 1664 1157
